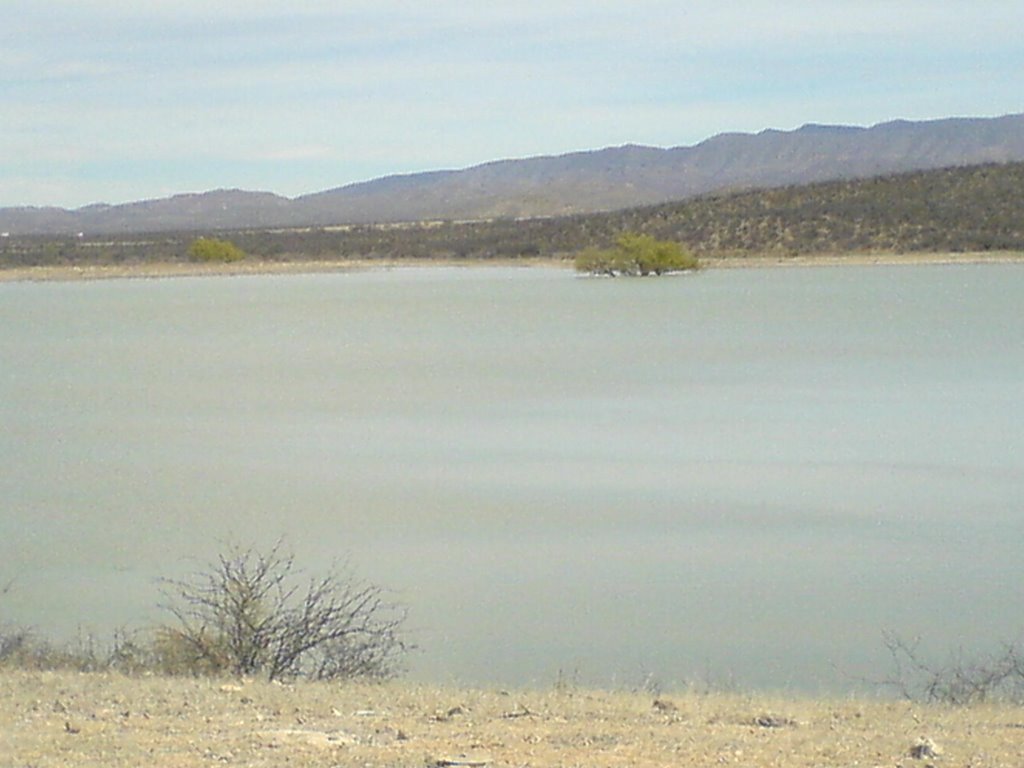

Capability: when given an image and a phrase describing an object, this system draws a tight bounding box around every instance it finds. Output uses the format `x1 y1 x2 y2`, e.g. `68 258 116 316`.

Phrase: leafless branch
874 630 1024 705
157 539 408 681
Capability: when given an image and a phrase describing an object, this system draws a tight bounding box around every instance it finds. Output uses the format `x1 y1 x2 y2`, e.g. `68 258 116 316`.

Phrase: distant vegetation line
609 161 1024 256
2 162 1023 269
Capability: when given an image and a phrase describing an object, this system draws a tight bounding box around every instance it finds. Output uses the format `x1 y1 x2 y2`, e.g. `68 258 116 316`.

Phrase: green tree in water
575 233 699 276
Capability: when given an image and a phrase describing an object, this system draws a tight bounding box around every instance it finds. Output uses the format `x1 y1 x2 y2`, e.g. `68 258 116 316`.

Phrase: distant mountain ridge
4 161 1023 268
3 113 1023 235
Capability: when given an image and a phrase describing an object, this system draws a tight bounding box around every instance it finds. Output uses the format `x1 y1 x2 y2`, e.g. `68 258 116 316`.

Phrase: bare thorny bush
157 541 409 682
877 630 1024 705
0 578 27 663
1 548 409 681
0 578 124 671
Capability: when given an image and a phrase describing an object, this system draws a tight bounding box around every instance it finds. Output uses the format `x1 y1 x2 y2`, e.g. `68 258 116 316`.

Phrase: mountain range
3 113 1023 236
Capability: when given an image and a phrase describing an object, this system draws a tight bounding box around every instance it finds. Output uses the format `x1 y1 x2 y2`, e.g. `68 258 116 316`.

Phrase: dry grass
4 670 1024 767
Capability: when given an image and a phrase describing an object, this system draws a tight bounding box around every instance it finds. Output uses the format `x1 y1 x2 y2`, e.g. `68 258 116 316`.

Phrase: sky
3 1 1023 209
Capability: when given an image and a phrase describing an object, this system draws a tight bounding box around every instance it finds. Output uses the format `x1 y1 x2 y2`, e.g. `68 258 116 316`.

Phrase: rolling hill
2 113 1023 236
3 161 1022 268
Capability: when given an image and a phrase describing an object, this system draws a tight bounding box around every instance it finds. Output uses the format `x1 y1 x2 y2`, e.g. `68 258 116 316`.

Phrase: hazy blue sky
3 1 1022 208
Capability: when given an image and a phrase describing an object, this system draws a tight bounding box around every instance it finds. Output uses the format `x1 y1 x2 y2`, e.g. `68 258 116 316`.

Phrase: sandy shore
1 252 1021 283
0 258 440 283
3 670 1024 767
701 251 1024 269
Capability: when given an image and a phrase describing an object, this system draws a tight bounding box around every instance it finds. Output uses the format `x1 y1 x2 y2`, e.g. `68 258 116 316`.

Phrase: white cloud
2 0 1023 207
259 145 340 162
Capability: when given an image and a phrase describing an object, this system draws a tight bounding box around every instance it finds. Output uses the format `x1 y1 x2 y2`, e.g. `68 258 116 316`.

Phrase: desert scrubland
4 669 1024 767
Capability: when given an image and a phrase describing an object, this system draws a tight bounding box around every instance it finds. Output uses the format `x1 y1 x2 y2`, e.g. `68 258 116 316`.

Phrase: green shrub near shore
188 237 246 263
575 233 700 276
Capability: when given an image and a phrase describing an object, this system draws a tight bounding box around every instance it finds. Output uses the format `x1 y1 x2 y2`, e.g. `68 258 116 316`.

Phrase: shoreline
700 250 1024 269
1 251 1021 283
0 256 569 284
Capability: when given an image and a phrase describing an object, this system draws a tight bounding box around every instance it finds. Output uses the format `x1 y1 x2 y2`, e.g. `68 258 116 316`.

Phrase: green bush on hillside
188 237 246 263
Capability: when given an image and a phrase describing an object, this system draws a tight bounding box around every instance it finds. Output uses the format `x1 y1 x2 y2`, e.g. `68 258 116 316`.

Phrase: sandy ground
0 257 563 283
3 670 1024 767
1 252 1021 283
700 251 1024 269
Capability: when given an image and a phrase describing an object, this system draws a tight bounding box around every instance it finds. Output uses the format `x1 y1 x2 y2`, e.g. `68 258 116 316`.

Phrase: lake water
2 264 1023 693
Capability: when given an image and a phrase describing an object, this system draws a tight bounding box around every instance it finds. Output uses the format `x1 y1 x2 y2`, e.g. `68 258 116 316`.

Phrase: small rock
433 705 465 721
501 706 534 719
754 714 796 728
429 755 491 767
910 737 942 759
261 729 358 748
652 698 677 713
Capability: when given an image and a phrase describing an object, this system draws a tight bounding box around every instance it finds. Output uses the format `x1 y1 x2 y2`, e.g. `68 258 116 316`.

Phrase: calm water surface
2 265 1023 692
